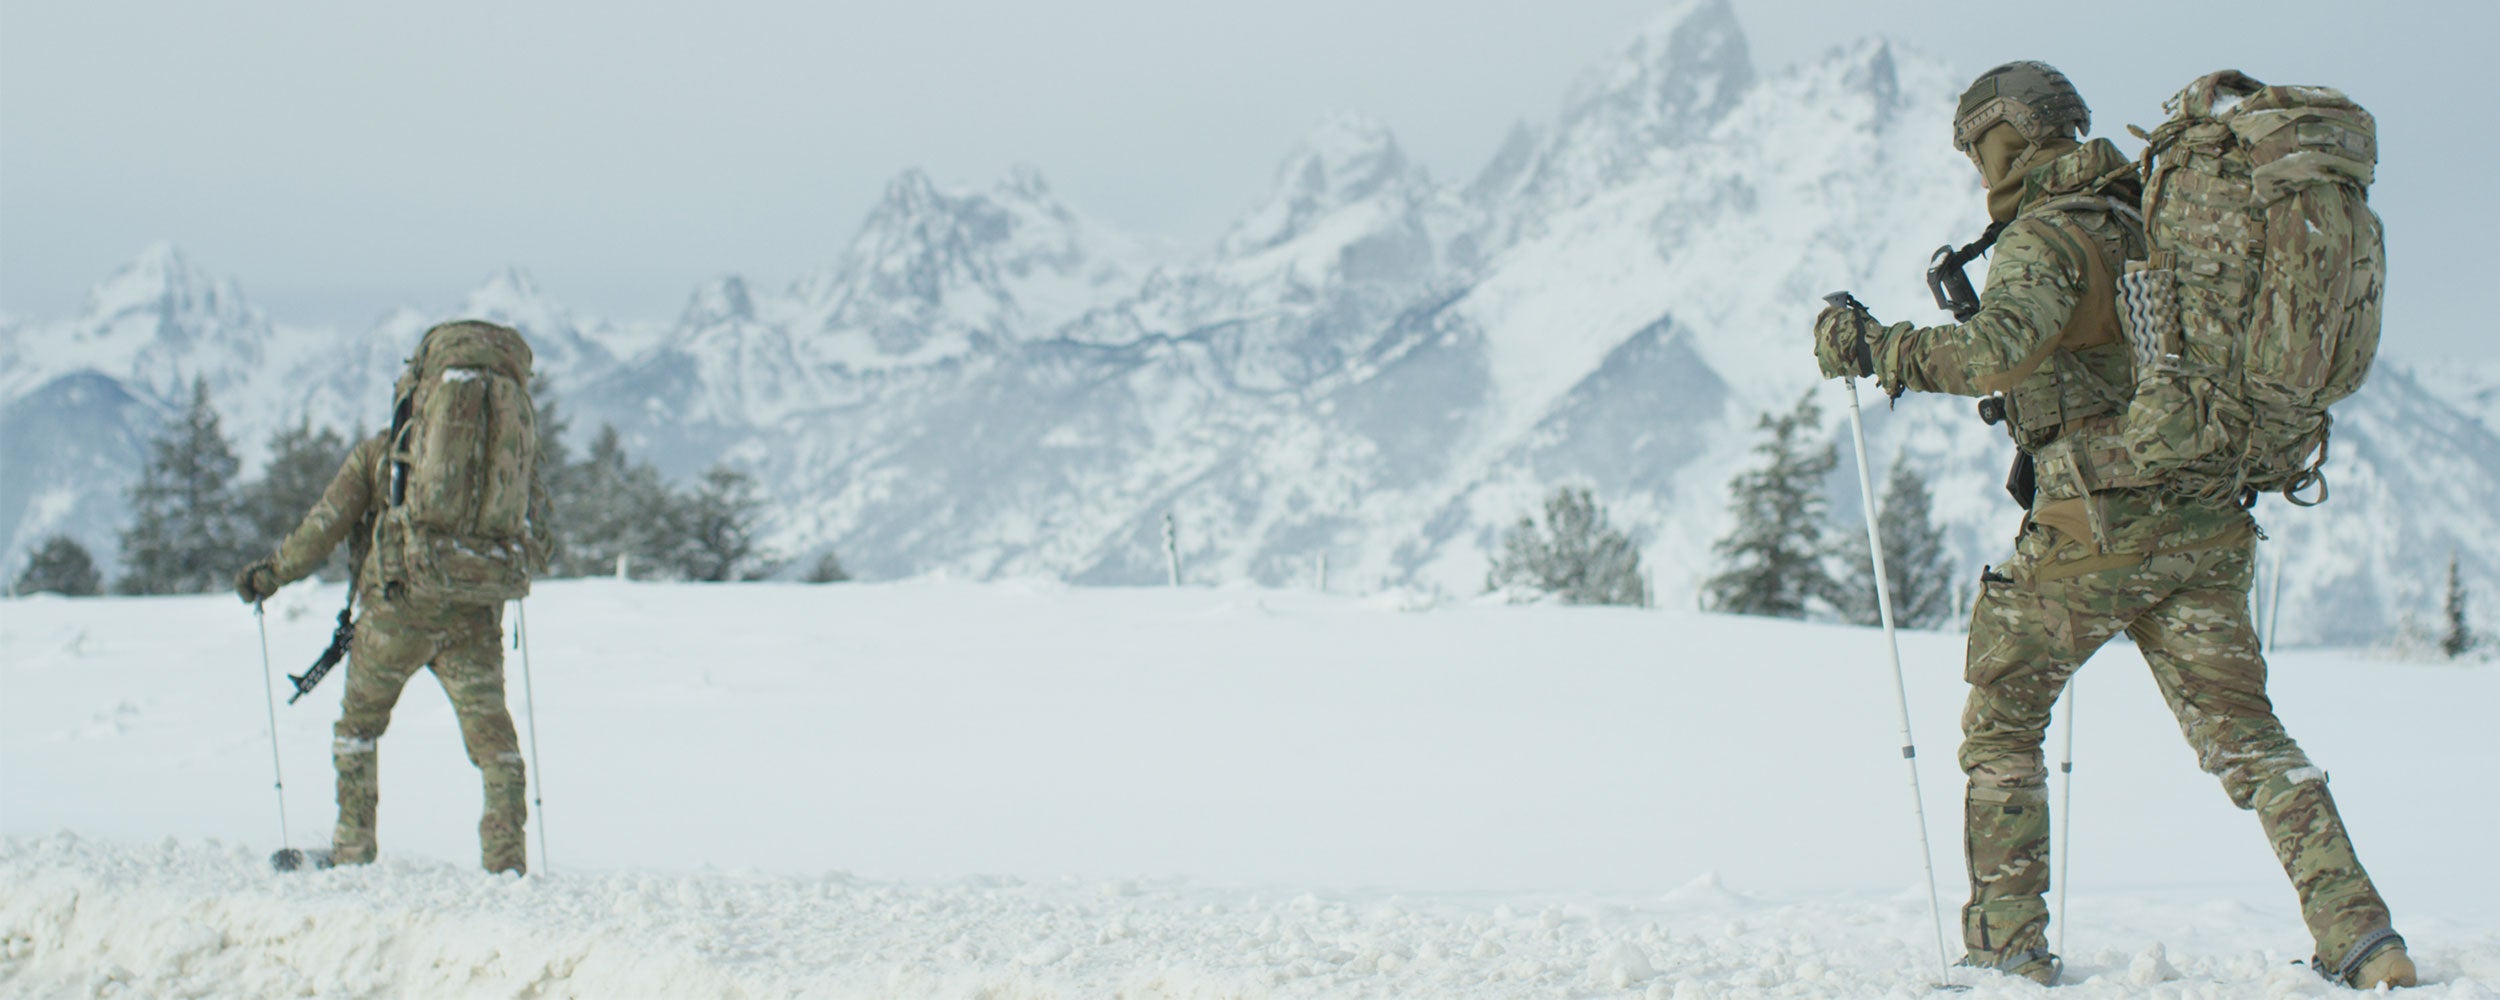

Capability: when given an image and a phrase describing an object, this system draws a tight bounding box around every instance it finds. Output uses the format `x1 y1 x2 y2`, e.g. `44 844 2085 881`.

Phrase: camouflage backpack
2116 70 2383 506
370 321 544 604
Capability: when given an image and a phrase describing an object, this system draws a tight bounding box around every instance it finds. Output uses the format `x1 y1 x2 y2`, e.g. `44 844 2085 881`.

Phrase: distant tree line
1460 389 1960 617
12 377 821 597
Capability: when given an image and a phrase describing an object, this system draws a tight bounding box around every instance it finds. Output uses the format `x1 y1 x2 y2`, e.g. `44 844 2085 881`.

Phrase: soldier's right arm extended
269 437 382 585
1875 221 2083 398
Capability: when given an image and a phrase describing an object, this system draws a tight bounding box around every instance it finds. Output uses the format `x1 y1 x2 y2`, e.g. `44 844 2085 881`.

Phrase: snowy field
3 579 2495 998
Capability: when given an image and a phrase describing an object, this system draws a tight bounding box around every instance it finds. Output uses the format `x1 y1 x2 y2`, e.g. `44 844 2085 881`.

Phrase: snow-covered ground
4 579 2495 997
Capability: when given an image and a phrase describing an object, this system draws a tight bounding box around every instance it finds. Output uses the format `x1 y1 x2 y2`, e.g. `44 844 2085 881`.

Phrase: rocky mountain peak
1479 0 1755 226
1562 0 1754 132
681 275 757 329
81 242 256 336
1220 111 1425 258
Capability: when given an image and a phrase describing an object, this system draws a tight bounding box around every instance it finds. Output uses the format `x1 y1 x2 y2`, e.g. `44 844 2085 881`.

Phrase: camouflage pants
1958 520 2391 969
332 597 528 874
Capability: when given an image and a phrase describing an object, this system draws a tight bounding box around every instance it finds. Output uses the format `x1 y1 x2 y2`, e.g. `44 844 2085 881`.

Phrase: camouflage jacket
266 432 554 606
1875 139 2249 556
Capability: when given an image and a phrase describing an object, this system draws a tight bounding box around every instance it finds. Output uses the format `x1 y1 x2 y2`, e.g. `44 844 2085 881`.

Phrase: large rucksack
2116 70 2384 506
370 320 543 604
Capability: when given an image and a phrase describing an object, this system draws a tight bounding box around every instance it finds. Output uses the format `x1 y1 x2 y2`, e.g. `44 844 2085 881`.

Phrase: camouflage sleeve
1876 219 2084 398
269 436 382 585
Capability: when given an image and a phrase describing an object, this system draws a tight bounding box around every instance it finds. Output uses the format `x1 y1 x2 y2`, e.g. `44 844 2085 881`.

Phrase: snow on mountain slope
3 0 2495 648
778 165 1152 370
2415 357 2500 437
4 581 2496 997
1470 0 1755 239
0 244 270 408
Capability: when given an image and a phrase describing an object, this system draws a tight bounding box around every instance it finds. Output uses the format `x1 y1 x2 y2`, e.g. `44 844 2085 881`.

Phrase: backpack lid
2166 70 2265 120
409 321 533 385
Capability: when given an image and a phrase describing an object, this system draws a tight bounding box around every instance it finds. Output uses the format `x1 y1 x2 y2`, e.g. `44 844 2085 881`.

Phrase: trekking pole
516 599 549 871
2265 545 2287 652
1826 292 1955 984
253 602 292 851
2055 676 2079 957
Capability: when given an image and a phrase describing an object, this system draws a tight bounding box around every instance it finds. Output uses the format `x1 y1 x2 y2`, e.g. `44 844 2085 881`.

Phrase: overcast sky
3 0 2489 360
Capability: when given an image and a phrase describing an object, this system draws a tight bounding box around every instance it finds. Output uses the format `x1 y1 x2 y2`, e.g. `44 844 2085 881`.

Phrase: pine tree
1486 485 1647 606
239 418 353 577
13 535 103 596
1831 460 1956 629
676 465 776 582
552 424 676 578
117 378 252 594
2442 552 2477 659
1704 390 1839 619
531 373 574 480
528 374 574 573
805 551 851 583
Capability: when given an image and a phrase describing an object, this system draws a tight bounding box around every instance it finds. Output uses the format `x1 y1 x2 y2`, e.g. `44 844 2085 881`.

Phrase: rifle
287 602 355 704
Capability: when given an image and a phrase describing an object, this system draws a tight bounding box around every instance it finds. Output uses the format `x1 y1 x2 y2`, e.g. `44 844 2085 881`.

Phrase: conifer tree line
15 377 803 596
1703 390 1960 628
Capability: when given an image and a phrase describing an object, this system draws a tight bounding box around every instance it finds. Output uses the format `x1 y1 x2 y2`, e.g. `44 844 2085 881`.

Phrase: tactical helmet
1954 61 2091 158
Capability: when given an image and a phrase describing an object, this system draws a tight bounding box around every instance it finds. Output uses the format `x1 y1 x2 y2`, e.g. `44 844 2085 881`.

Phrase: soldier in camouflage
236 328 550 876
1810 62 2412 989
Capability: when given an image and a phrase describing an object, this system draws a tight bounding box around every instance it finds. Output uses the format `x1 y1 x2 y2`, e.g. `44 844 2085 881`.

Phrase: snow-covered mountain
3 0 2492 645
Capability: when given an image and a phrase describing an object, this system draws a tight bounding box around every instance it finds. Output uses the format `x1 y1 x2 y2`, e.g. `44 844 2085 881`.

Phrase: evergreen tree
1486 485 1647 606
1704 390 1839 619
529 374 574 572
2442 552 2478 659
13 535 103 596
117 378 252 594
550 423 685 579
676 464 776 582
805 551 851 584
239 418 353 577
531 373 574 480
1831 460 1956 629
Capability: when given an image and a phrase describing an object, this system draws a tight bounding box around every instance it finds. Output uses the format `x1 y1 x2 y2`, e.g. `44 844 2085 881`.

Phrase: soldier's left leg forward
1954 525 2178 983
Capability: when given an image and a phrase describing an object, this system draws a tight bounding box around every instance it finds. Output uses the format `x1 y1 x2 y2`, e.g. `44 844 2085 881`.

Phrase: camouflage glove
235 561 279 604
1813 305 1877 379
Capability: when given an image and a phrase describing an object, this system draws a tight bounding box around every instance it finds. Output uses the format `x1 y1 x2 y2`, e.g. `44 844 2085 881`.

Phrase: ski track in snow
3 580 2496 998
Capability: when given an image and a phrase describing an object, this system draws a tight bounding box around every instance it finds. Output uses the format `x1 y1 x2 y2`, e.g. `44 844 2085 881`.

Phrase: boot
1961 900 2059 985
2318 929 2416 990
2350 939 2418 989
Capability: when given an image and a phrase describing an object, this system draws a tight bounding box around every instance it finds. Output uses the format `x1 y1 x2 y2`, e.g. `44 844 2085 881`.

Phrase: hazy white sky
2 0 2489 359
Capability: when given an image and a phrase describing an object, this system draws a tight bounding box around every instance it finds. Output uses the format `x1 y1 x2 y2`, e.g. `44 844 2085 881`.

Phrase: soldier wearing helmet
1810 62 2411 989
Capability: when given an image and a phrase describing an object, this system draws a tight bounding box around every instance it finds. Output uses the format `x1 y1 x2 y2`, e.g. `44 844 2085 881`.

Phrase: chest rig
1935 194 2155 525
